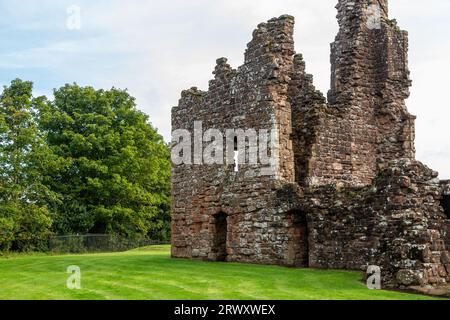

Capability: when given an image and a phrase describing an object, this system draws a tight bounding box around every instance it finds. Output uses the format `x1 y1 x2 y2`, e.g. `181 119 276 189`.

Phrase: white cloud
0 0 448 178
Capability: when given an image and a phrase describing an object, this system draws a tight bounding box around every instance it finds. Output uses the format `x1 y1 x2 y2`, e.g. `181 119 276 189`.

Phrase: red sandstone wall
292 0 416 188
304 160 450 287
171 16 303 265
171 0 450 289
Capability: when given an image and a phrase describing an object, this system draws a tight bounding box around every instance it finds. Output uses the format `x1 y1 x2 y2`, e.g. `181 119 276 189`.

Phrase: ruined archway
286 211 309 267
211 212 228 261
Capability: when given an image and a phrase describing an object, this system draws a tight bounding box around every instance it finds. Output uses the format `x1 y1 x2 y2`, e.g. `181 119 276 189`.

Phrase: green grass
0 245 440 300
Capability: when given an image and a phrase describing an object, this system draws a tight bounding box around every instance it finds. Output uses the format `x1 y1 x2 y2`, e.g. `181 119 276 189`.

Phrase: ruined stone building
171 0 450 288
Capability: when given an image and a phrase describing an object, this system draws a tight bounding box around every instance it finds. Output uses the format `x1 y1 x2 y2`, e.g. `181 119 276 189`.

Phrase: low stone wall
299 160 450 288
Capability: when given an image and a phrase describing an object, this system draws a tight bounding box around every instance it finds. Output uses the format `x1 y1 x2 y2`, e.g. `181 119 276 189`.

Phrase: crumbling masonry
171 0 450 288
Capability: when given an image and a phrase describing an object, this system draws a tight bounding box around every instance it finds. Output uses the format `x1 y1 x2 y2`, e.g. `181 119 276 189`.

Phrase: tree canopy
0 80 171 252
0 79 56 251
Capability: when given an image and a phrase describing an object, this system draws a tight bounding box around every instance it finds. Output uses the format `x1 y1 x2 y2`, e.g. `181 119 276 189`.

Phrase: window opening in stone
441 195 450 219
234 137 239 172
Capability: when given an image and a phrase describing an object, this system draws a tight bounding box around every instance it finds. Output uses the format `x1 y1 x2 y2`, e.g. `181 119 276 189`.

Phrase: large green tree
40 84 171 239
0 79 56 251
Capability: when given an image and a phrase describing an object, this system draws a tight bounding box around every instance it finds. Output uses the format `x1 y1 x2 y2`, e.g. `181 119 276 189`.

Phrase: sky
0 0 449 178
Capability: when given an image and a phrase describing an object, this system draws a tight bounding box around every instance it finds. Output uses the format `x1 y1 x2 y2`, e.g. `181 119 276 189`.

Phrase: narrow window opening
441 195 450 219
234 137 239 172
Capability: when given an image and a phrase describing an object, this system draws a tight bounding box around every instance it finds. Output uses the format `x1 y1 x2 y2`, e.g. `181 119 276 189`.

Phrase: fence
48 234 169 254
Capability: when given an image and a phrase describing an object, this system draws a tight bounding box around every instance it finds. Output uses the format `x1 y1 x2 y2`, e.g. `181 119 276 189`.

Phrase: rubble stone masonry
171 0 450 289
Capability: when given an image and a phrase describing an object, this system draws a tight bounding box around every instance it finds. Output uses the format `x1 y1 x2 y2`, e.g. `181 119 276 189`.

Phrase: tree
0 79 56 251
40 84 171 239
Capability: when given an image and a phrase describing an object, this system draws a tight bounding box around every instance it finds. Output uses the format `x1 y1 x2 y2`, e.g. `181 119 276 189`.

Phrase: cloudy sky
0 0 449 178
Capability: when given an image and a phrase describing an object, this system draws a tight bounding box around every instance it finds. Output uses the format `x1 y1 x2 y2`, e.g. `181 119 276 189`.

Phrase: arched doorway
211 212 228 261
286 211 309 267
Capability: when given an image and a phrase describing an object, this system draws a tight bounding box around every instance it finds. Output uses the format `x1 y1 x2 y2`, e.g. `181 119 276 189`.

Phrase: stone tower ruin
171 0 450 289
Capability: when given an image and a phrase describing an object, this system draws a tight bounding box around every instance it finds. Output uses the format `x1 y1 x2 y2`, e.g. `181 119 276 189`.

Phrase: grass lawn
0 245 441 300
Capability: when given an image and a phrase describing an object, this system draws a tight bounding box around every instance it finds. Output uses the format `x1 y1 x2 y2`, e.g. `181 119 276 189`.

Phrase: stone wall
289 54 327 186
171 0 450 289
292 0 416 188
171 16 306 266
299 160 450 287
